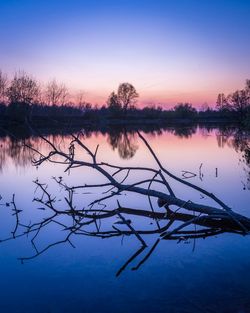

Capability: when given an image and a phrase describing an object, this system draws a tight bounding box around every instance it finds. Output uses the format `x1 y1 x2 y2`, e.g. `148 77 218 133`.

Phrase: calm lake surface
0 125 249 313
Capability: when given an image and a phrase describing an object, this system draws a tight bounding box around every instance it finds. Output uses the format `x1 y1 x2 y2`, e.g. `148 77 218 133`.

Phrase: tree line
216 79 250 120
0 69 249 125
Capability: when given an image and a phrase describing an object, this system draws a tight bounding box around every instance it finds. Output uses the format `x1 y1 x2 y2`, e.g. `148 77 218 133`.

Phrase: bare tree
216 93 228 111
0 70 8 103
245 79 250 94
217 80 250 118
200 102 209 112
45 79 68 106
227 89 249 118
7 71 40 104
75 90 86 106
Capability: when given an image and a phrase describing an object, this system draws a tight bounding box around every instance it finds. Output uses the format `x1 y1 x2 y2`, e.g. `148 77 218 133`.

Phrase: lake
0 125 249 313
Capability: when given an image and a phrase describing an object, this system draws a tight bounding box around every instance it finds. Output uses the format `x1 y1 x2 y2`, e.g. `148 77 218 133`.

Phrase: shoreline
0 117 248 139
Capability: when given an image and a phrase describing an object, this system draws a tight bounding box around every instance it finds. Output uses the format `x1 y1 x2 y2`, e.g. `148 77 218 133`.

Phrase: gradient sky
0 0 250 107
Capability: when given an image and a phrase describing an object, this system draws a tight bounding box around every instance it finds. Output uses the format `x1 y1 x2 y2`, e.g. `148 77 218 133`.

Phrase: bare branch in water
1 130 249 275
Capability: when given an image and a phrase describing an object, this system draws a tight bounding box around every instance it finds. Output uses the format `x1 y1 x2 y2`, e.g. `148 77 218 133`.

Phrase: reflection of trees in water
216 128 250 189
7 138 33 168
0 137 34 170
105 125 195 159
1 125 250 184
0 134 71 171
2 133 250 276
170 126 197 138
230 131 250 190
1 126 196 167
0 129 140 167
107 130 138 159
0 137 7 172
199 126 215 138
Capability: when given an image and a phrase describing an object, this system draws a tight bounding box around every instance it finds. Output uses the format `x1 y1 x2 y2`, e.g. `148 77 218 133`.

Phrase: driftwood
1 130 249 275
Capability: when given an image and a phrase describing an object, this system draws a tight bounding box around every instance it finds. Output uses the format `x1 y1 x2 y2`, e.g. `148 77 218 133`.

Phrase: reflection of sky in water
0 127 249 313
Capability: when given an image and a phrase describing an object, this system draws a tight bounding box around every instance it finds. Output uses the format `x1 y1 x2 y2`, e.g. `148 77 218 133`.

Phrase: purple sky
0 0 250 107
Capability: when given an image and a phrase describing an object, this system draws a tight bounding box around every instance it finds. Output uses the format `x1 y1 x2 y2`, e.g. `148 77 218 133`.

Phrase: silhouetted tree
142 105 163 119
245 79 250 94
200 102 209 112
117 83 139 111
45 79 68 106
7 71 39 104
75 90 86 106
107 91 122 116
227 89 249 119
6 71 40 122
0 70 8 104
216 80 250 122
173 103 197 118
216 93 229 111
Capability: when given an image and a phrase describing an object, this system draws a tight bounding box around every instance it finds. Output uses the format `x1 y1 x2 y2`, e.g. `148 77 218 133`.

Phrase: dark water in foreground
0 125 249 313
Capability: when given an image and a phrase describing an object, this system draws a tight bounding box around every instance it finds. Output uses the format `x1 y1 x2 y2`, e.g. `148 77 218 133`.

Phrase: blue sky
0 0 250 106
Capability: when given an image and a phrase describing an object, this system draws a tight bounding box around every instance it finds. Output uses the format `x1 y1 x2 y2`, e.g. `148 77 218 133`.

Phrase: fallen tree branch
1 130 249 275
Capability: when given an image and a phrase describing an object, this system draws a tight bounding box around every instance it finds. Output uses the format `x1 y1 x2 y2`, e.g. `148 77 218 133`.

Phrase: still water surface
0 126 249 313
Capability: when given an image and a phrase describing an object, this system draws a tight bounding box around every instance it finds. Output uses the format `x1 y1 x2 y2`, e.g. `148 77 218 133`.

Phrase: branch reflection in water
0 128 249 276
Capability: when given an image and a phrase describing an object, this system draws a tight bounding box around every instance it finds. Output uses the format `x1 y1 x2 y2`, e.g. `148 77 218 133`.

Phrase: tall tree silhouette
117 83 139 111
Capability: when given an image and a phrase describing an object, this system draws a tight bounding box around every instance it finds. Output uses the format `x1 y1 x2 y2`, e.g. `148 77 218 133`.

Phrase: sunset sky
0 0 250 107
